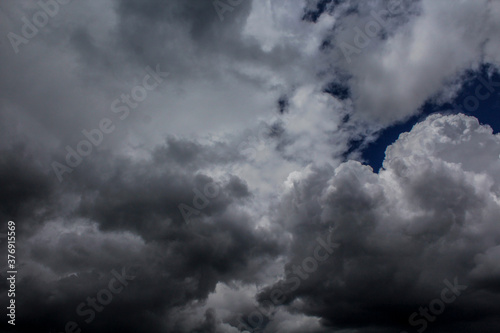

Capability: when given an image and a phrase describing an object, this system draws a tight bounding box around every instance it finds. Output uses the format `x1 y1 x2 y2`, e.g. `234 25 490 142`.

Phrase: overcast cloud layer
1 0 500 332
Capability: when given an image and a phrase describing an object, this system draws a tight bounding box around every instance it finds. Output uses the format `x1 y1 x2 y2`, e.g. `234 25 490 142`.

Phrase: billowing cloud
258 113 500 332
1 0 500 332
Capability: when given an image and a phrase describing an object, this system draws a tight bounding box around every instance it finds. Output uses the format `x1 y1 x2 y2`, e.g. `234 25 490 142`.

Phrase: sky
1 0 500 332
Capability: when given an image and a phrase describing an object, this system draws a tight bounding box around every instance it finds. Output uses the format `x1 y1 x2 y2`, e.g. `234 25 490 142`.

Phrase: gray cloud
258 114 500 333
1 0 500 332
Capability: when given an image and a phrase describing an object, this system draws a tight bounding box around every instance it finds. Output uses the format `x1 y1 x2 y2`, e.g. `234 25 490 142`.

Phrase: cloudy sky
1 0 500 332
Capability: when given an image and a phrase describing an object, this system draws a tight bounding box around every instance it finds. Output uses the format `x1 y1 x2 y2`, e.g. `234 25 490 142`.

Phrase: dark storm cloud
0 134 285 333
1 0 500 332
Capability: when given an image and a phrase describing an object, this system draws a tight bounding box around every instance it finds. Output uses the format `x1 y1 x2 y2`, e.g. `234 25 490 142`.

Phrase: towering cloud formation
260 114 500 332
